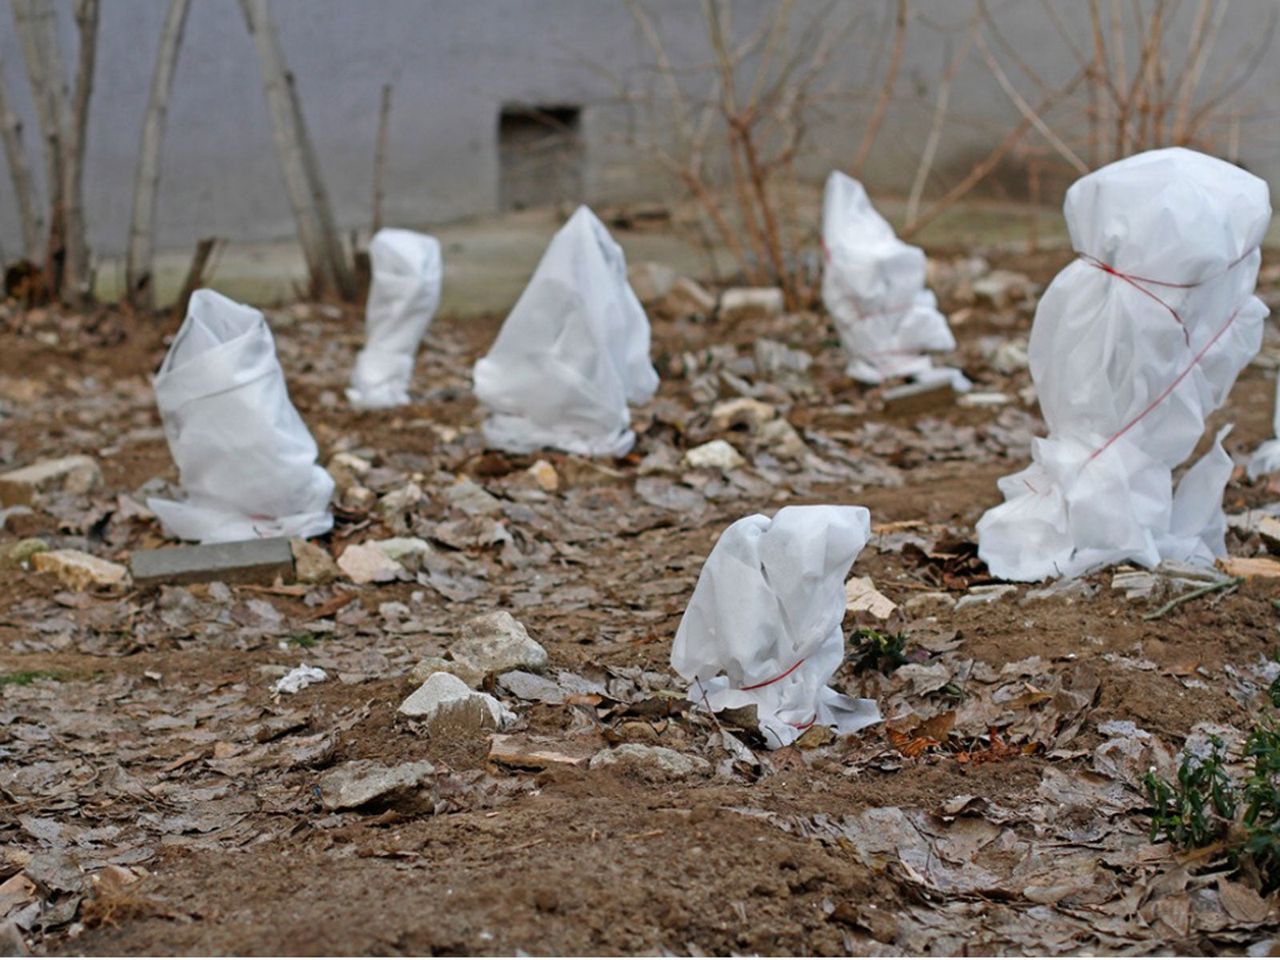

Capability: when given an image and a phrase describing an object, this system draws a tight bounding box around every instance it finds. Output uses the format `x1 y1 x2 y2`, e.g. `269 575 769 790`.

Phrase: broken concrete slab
451 611 548 678
31 549 129 591
0 455 102 506
398 671 515 735
318 759 435 811
130 537 295 587
488 733 596 770
881 379 958 417
588 743 711 782
718 287 784 323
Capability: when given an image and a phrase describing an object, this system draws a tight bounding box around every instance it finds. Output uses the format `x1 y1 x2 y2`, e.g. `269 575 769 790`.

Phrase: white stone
844 576 896 619
271 663 328 695
958 392 1011 408
31 549 128 590
955 583 1018 610
337 542 404 584
291 538 338 584
757 419 808 458
326 452 371 492
408 656 484 689
992 338 1029 374
711 397 776 433
973 270 1034 309
684 439 745 472
451 610 548 677
379 482 425 516
371 537 432 564
588 743 711 781
0 455 102 506
398 672 516 733
718 287 784 323
527 460 559 493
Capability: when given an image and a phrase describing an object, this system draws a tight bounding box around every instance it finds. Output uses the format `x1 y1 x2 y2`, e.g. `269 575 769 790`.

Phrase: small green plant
0 669 64 686
849 628 909 675
1145 724 1280 893
288 632 319 649
1144 736 1235 850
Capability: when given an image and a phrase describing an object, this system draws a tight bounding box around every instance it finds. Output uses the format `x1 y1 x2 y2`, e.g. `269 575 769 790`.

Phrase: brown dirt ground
3 245 1280 956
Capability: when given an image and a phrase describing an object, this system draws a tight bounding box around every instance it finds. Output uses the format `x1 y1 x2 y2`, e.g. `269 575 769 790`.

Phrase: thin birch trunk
11 0 66 292
238 0 354 301
370 83 391 235
61 0 99 305
126 0 190 313
0 59 43 259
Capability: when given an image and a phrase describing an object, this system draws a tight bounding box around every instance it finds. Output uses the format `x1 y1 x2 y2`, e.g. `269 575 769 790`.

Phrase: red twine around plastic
740 657 807 691
1075 246 1256 466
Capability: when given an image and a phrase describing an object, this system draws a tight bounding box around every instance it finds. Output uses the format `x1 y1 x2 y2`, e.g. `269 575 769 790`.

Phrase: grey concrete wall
0 0 1276 261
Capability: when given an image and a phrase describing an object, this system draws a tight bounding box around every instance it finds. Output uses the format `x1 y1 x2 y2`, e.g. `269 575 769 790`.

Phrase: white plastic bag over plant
670 505 882 750
473 205 659 457
149 289 334 543
1248 379 1280 479
347 228 443 409
821 171 969 389
978 147 1270 582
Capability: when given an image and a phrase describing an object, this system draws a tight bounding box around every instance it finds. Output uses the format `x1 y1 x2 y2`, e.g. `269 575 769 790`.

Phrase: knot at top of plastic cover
820 170 969 390
149 288 335 544
473 205 659 458
348 228 443 410
977 147 1271 582
670 504 882 749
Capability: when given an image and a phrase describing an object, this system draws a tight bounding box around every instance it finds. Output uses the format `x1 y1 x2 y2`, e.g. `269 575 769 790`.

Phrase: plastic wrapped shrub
149 289 334 543
977 148 1270 581
473 205 659 457
670 505 882 749
347 228 443 409
821 170 968 388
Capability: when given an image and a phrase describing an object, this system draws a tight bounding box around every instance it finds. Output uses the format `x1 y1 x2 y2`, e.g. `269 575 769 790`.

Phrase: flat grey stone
451 611 548 678
398 672 515 735
130 537 294 586
588 743 711 782
318 759 435 811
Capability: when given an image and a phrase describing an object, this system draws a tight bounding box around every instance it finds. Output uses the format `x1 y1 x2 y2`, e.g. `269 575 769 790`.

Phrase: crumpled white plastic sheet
347 228 443 409
473 205 659 457
1248 378 1280 479
149 289 334 543
670 505 882 749
821 171 969 389
978 147 1270 581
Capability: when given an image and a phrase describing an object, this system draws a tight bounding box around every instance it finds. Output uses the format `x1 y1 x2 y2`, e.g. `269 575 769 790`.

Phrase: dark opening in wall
498 104 583 212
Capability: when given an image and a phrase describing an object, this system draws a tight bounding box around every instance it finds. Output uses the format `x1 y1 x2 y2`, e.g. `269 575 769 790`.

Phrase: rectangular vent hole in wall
498 104 583 212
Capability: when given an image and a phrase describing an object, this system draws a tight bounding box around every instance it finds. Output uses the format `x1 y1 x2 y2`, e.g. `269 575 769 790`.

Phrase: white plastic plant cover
670 505 882 750
821 170 969 389
1247 379 1280 479
149 289 335 543
977 147 1270 582
347 228 443 409
473 205 659 457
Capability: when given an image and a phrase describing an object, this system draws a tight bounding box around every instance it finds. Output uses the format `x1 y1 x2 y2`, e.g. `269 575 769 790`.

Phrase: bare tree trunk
126 0 191 313
370 83 391 235
11 0 67 293
238 0 354 301
61 0 99 306
0 58 43 259
171 235 220 325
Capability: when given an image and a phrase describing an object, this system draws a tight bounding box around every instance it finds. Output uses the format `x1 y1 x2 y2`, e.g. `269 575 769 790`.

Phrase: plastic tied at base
670 505 882 750
977 147 1270 582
